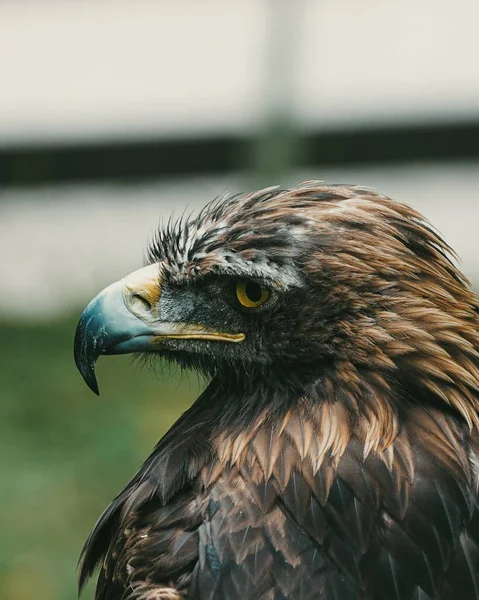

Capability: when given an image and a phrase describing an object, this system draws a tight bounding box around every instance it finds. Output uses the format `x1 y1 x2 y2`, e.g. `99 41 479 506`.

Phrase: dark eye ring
236 281 270 308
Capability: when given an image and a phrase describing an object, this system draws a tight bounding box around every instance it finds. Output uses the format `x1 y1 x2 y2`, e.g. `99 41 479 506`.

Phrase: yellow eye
236 281 270 308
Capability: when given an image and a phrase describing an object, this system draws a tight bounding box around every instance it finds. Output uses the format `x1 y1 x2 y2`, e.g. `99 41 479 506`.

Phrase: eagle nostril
130 292 153 314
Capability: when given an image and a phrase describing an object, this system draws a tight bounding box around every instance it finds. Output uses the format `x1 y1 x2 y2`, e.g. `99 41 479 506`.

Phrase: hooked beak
74 263 245 395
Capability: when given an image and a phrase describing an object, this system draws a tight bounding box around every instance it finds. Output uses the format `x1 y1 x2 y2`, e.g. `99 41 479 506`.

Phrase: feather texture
79 183 479 599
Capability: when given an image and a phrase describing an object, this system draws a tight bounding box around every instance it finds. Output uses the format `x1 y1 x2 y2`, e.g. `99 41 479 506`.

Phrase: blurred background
0 1 478 599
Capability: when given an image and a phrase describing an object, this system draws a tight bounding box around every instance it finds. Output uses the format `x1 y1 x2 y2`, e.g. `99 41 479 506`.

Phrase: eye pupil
245 282 262 303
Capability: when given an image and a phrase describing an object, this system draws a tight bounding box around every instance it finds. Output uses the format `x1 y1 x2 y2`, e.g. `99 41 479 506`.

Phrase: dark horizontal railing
1 119 478 187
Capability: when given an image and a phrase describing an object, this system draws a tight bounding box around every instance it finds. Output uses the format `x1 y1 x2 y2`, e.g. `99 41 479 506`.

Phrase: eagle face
74 184 326 389
75 181 477 399
74 182 479 600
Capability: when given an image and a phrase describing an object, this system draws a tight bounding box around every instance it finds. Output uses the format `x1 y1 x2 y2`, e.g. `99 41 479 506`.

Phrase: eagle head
74 182 479 428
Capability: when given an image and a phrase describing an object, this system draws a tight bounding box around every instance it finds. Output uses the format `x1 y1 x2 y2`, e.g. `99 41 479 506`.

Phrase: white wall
0 0 478 145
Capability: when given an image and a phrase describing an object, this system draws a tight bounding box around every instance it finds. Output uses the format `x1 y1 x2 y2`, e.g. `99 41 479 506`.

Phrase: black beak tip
88 379 100 396
83 367 100 396
74 318 102 396
74 347 101 396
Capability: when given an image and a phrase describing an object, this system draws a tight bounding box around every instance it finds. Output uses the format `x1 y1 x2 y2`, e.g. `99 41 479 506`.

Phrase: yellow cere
236 281 270 308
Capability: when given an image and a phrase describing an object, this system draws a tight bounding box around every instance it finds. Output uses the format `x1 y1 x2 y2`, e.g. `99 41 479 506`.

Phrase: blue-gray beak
74 264 163 395
74 263 244 395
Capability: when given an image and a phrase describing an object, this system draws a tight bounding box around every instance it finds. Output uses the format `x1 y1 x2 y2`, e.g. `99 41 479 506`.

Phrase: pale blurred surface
1 0 479 144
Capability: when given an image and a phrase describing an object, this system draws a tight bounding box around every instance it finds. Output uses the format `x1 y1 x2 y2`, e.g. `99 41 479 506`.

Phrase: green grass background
0 316 202 600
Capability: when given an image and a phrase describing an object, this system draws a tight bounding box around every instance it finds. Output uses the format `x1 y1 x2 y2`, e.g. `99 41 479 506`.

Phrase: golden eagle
74 182 479 599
